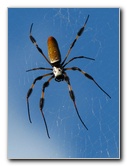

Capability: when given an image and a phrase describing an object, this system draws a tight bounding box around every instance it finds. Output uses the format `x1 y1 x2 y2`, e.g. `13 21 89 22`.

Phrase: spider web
8 8 119 159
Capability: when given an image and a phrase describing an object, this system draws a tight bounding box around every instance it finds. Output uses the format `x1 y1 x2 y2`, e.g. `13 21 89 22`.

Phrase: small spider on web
26 15 111 139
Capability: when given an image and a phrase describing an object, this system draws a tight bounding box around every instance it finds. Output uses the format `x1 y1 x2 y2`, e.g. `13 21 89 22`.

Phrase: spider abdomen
47 36 61 65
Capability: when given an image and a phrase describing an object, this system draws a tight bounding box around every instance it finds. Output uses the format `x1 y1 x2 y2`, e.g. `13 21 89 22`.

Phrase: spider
26 15 111 138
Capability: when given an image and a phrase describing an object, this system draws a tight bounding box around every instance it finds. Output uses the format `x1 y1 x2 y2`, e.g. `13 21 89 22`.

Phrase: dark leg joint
43 81 49 88
64 75 71 86
70 39 76 49
27 88 33 98
77 27 84 36
64 75 69 82
40 98 44 111
85 73 93 80
69 90 75 101
37 46 43 54
71 67 77 70
33 76 43 84
29 35 36 44
71 67 81 72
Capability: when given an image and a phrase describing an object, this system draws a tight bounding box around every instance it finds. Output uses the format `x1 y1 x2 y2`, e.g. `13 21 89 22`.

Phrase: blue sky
8 8 119 159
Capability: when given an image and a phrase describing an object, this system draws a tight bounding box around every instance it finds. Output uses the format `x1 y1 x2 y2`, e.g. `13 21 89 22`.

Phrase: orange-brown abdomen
47 36 61 64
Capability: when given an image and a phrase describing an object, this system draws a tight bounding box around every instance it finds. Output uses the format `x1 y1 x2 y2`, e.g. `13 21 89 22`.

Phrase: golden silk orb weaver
26 15 111 138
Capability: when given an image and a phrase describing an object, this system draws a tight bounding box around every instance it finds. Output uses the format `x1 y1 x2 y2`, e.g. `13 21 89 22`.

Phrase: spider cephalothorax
26 15 111 138
53 66 64 82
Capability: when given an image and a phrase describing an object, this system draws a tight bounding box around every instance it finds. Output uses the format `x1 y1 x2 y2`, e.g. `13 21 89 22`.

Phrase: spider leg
29 23 52 66
26 67 52 72
40 75 54 139
64 72 88 130
61 15 89 66
64 67 111 98
62 55 95 68
26 73 53 123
